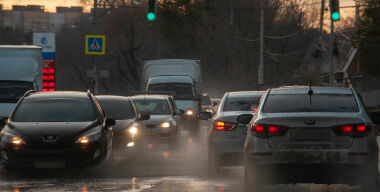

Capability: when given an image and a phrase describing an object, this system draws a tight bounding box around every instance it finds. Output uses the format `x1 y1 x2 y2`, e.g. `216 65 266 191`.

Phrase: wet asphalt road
0 122 377 192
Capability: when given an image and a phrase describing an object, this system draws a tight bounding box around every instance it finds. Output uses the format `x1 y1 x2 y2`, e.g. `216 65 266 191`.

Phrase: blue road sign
85 35 105 55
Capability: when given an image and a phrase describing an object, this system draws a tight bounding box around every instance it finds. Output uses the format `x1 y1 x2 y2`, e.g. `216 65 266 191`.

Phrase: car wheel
244 158 264 191
208 148 220 176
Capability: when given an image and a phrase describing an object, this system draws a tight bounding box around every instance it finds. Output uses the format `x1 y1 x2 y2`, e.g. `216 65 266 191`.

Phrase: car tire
244 158 264 192
208 148 220 176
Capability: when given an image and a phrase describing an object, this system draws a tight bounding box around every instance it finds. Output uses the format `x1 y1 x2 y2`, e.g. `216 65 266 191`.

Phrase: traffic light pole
329 3 335 86
93 0 99 94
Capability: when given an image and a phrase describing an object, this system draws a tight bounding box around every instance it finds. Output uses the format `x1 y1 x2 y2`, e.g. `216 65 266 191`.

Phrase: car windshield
262 94 359 113
133 99 171 115
12 99 96 122
223 96 261 112
98 98 136 120
0 81 33 103
148 83 194 100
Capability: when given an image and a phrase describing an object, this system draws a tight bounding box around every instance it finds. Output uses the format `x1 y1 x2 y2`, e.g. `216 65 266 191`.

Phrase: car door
93 96 113 154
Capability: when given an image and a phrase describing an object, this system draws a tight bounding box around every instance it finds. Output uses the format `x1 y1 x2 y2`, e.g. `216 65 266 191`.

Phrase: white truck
143 59 202 135
0 45 43 119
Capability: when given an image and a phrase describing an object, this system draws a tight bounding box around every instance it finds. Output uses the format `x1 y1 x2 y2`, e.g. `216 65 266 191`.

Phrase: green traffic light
147 12 156 21
331 12 340 21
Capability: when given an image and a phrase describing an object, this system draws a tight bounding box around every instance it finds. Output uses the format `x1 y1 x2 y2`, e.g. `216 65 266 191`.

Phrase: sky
0 0 90 12
0 0 357 12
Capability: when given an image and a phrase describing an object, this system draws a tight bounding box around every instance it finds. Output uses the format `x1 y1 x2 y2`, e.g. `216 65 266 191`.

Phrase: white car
200 91 264 175
239 86 379 191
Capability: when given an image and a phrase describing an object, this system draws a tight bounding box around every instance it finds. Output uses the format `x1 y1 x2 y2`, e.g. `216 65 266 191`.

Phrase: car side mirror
199 112 212 120
137 113 150 121
174 109 184 116
105 118 116 126
237 114 253 124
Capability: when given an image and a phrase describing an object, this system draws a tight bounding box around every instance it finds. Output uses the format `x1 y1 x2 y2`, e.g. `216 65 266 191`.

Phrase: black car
96 95 150 159
0 91 115 169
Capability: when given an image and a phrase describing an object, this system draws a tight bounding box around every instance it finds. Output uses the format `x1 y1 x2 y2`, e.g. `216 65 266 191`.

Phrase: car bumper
247 149 377 166
0 142 104 168
246 162 376 185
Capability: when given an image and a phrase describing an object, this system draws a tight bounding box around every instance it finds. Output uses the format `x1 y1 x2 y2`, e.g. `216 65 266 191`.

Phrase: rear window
223 96 261 112
12 99 97 122
262 94 359 113
98 98 136 120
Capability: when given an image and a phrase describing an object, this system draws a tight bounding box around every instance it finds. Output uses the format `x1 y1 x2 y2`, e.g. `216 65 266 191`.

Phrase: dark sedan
96 95 150 159
0 91 115 169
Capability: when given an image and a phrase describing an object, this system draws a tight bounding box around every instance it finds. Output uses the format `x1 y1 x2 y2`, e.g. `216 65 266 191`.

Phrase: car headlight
186 109 194 116
160 122 171 128
128 126 138 136
75 126 102 144
0 131 25 145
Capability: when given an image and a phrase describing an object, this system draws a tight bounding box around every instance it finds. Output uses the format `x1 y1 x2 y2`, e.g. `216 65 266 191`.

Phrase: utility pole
258 0 264 86
229 0 234 25
320 0 325 32
93 0 99 94
329 0 335 86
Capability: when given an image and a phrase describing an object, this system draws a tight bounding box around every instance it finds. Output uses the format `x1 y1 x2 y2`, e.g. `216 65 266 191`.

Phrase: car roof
26 91 90 100
270 86 353 95
227 91 265 97
130 95 169 100
96 95 130 100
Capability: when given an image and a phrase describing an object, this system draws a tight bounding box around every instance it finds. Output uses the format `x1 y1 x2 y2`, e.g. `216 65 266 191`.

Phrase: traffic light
147 0 156 21
330 0 340 21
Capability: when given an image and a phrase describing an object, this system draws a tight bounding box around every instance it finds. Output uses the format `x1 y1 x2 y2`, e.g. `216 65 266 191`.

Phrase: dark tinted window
201 95 211 105
262 94 359 113
223 96 261 111
0 81 33 103
98 98 136 120
133 99 171 115
148 83 193 100
12 99 96 122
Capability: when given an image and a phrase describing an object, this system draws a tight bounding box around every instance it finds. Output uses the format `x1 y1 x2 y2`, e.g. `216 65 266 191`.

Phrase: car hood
113 119 134 133
143 115 172 125
8 121 98 146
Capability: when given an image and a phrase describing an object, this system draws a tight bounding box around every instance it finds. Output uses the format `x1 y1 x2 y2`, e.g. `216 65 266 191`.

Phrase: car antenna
308 80 313 105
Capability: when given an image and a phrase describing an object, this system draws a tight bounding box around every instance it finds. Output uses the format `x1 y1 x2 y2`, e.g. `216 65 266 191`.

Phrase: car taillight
332 124 371 138
250 124 289 138
213 120 238 131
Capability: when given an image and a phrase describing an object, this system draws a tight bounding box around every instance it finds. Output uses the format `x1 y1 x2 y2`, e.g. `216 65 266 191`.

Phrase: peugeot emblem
42 135 59 143
304 120 316 125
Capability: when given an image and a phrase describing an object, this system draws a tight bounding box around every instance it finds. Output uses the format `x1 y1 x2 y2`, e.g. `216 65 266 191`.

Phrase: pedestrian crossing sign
85 35 105 55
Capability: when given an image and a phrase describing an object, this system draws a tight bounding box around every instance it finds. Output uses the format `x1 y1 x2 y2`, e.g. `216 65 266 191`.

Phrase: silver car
239 86 379 191
131 95 183 149
200 91 264 175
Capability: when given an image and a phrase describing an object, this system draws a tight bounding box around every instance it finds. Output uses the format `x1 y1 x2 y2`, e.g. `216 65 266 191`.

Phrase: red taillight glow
253 108 257 112
250 124 288 138
255 125 265 132
332 124 371 138
356 125 366 132
342 126 353 133
214 121 238 131
268 126 279 133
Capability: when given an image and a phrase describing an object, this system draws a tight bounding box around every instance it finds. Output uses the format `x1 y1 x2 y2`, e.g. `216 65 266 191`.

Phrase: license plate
290 128 331 141
33 160 66 169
